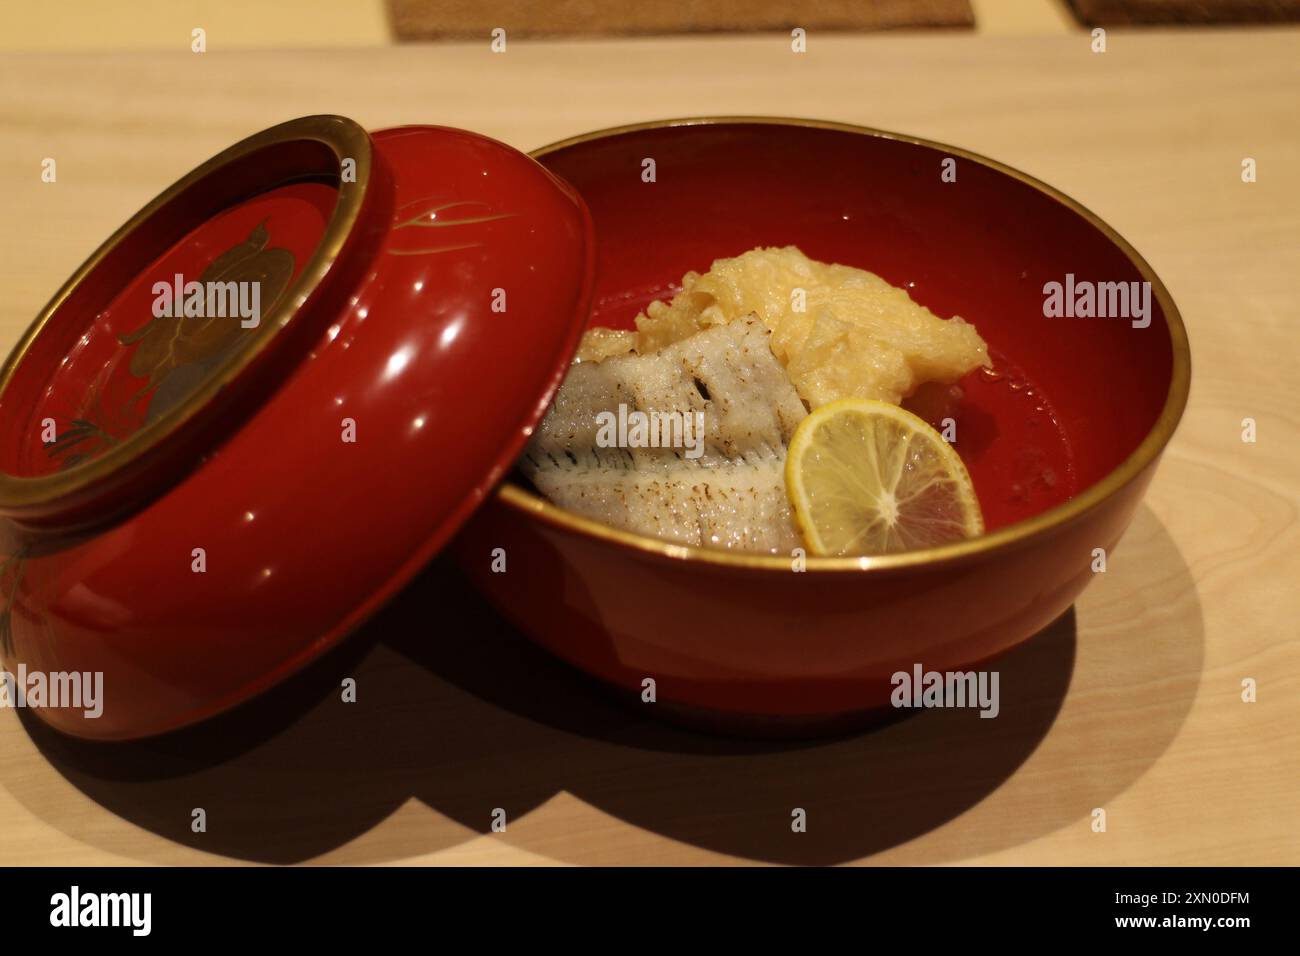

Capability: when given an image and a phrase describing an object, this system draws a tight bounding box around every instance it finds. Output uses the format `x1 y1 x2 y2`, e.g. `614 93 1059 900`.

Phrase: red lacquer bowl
452 118 1191 732
0 116 593 739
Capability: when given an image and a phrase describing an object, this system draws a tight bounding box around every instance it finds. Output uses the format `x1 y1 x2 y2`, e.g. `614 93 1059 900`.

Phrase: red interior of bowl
534 121 1174 534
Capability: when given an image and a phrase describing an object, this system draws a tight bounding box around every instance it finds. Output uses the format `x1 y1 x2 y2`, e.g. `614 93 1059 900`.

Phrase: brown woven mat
1066 0 1300 25
388 0 975 40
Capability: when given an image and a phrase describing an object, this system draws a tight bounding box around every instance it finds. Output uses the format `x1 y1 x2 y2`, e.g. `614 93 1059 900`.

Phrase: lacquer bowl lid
0 115 593 738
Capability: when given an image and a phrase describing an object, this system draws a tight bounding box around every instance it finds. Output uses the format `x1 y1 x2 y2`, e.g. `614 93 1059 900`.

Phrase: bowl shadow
12 504 1201 865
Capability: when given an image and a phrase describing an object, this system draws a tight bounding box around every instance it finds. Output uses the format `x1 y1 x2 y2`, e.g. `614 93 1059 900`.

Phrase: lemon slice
785 398 984 556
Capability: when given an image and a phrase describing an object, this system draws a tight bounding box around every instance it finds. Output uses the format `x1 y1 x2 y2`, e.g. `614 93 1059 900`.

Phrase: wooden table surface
1 28 1297 866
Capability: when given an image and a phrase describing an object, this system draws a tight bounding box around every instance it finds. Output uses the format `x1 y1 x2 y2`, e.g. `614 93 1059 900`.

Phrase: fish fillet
522 316 807 554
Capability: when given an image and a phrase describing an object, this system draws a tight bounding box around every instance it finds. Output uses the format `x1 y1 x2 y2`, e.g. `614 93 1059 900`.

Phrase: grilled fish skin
522 316 807 554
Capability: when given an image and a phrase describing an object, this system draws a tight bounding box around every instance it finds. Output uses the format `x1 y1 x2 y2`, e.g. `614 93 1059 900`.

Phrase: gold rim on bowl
501 115 1192 573
0 114 371 520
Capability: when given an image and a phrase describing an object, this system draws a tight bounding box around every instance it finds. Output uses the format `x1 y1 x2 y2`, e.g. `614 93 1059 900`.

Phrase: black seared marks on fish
695 513 710 544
